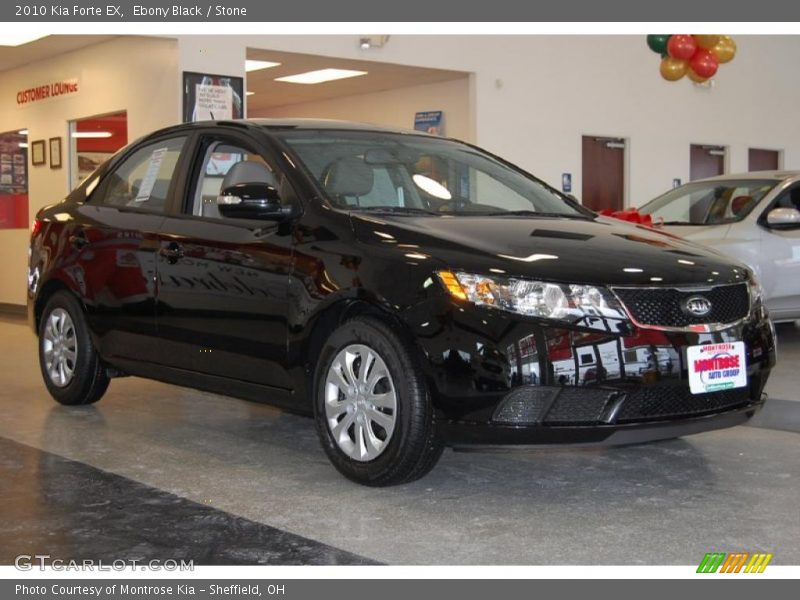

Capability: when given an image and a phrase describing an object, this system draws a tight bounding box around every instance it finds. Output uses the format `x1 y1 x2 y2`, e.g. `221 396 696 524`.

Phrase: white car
639 171 800 322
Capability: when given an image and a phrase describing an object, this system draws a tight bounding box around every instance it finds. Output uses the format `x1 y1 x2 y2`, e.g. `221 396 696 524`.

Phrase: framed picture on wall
49 137 62 169
182 71 244 122
31 140 46 166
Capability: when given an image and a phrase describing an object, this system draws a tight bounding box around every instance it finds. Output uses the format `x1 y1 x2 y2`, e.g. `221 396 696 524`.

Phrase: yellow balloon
660 56 688 81
712 36 737 64
693 35 720 49
687 68 709 83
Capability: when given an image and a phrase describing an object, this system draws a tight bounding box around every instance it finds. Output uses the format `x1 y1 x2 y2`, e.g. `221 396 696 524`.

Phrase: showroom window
92 136 186 212
0 128 29 229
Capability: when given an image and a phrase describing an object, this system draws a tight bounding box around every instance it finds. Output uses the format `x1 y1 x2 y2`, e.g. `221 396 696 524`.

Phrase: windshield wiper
353 206 438 215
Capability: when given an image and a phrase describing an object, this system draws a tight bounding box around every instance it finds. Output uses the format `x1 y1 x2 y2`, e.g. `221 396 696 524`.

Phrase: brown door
748 148 780 171
582 136 624 212
690 144 725 180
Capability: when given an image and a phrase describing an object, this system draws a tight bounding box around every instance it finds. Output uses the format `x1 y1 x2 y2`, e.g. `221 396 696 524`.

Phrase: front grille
543 387 614 423
615 385 751 423
612 283 749 328
492 383 752 426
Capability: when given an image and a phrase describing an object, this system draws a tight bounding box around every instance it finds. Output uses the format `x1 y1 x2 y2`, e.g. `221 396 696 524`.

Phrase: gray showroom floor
0 314 798 565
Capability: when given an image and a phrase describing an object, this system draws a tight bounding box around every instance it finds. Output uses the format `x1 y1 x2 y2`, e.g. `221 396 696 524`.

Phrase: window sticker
134 147 168 202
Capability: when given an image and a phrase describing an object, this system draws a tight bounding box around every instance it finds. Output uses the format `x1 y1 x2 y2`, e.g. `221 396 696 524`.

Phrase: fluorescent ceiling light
18 129 29 136
18 142 28 148
246 91 255 96
275 68 368 85
72 131 112 139
0 34 47 47
245 60 281 72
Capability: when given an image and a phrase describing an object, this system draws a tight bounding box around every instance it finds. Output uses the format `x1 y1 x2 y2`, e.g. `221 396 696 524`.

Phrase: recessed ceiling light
0 34 47 47
275 69 368 85
71 131 112 139
245 60 281 72
246 91 255 96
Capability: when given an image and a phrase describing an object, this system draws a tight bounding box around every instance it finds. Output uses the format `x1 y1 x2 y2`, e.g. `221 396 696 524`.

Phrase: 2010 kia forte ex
27 119 776 486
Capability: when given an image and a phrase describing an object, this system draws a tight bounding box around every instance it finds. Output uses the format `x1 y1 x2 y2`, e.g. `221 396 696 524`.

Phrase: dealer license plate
686 341 747 394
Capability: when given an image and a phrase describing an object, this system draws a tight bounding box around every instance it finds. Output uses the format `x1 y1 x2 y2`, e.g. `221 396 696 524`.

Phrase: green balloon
647 34 670 55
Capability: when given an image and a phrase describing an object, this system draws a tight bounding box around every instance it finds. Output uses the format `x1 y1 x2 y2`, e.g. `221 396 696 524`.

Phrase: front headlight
437 270 627 323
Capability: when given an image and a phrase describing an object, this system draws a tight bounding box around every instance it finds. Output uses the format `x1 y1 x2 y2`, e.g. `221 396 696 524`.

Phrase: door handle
68 231 89 250
159 242 184 263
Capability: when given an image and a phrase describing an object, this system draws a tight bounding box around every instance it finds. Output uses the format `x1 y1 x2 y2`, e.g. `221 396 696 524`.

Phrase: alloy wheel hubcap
324 344 397 461
42 308 77 387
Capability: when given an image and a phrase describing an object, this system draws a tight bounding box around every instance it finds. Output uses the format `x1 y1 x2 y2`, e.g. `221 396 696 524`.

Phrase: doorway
748 148 780 172
581 136 625 211
68 111 128 188
690 144 725 181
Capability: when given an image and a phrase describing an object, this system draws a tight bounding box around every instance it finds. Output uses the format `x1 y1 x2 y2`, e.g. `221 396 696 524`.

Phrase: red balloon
667 34 697 60
689 49 719 79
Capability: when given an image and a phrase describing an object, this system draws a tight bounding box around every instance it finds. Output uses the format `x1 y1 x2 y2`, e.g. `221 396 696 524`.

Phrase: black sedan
27 119 776 485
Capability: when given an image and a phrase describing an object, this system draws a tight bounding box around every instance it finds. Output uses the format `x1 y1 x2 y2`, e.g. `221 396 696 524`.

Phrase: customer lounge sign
16 78 80 106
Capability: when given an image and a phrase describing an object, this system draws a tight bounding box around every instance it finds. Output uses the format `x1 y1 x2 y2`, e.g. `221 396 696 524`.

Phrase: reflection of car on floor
639 171 800 322
27 119 777 486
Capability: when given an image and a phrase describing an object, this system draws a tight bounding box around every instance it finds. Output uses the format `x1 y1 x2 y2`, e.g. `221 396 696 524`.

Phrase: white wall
249 77 472 143
0 36 179 305
212 34 800 205
3 33 800 306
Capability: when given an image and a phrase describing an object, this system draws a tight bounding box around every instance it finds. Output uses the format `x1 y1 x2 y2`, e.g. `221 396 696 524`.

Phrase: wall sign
31 140 46 166
414 111 444 136
16 78 80 106
182 72 244 122
562 172 572 193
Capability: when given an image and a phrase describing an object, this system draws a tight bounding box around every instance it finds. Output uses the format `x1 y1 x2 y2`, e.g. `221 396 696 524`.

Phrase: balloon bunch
647 35 737 83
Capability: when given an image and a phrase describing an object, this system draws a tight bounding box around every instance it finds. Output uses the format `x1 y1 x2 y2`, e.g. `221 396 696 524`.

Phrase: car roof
152 118 428 137
691 170 800 183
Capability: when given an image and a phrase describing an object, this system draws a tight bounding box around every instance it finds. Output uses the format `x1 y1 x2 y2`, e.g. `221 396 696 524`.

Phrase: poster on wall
414 111 444 136
182 71 244 122
0 130 28 229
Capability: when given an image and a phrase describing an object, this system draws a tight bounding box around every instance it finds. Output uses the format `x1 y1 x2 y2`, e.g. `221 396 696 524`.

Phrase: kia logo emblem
684 295 712 317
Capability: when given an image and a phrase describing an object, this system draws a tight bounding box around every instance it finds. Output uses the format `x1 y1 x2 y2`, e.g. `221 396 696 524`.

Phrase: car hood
658 223 731 242
350 213 749 287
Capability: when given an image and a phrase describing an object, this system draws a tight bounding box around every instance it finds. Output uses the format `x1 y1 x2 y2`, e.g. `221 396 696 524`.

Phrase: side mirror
217 182 292 220
766 207 800 229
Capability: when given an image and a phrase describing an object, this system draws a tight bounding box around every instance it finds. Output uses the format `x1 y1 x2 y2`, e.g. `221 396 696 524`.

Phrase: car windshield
274 129 590 218
639 179 777 225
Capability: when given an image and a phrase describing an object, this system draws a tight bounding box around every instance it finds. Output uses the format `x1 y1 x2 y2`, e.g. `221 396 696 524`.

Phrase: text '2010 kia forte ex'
27 120 776 486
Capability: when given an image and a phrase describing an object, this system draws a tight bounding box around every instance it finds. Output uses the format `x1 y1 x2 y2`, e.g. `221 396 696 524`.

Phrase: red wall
76 112 128 153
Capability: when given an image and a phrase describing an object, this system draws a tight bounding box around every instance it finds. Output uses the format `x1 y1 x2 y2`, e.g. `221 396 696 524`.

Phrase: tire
38 290 110 406
313 316 444 486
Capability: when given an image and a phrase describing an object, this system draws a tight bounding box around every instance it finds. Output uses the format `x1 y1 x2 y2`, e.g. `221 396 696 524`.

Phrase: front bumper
441 394 765 446
403 292 776 446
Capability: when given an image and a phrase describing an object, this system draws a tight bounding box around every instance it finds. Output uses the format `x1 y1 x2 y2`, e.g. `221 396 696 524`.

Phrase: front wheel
38 290 109 406
314 316 443 486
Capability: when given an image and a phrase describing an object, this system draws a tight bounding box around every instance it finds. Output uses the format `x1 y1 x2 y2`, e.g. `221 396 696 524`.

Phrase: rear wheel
38 291 109 405
314 316 443 486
